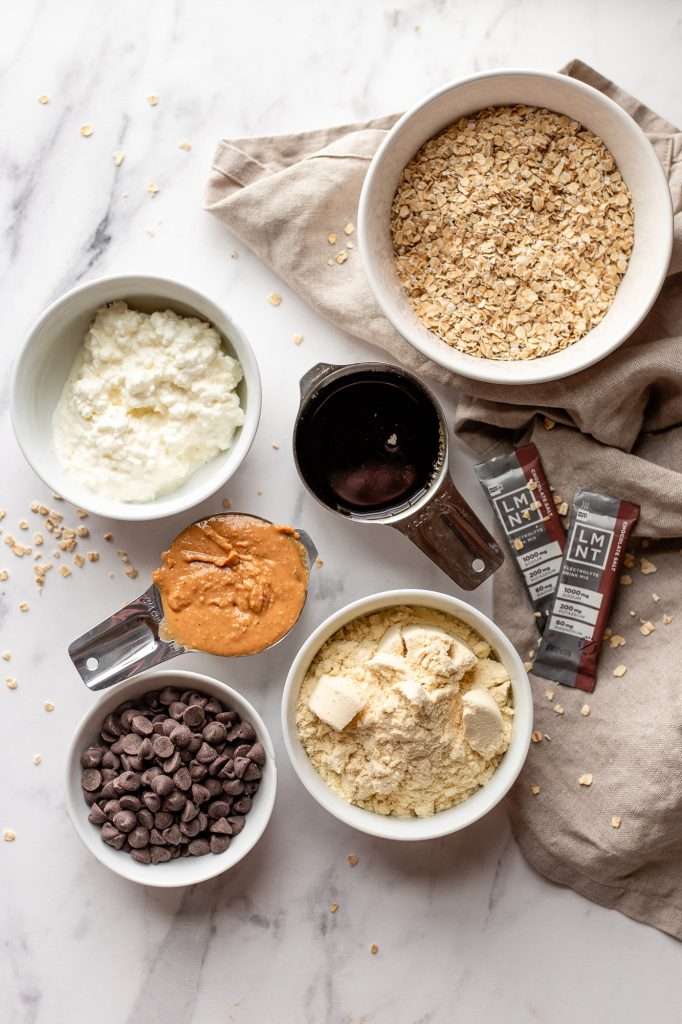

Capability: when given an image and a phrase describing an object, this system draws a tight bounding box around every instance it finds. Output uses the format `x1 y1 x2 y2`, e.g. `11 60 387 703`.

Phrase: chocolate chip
150 846 172 864
142 792 161 813
101 750 120 770
139 738 153 760
101 822 125 849
163 791 186 813
154 812 173 830
88 803 107 825
117 771 141 792
149 828 166 845
187 692 208 708
119 795 141 811
209 817 232 835
243 781 259 796
208 800 231 820
205 778 223 797
128 827 150 849
188 735 202 753
189 763 208 781
188 838 210 856
162 751 182 774
180 818 202 838
170 724 192 748
132 847 152 864
203 722 226 744
196 742 217 764
162 824 182 846
103 799 121 818
81 768 102 792
99 781 118 799
181 800 199 822
216 711 238 725
244 763 262 781
210 835 231 854
233 757 250 779
208 754 229 777
161 718 177 737
218 759 235 780
169 701 188 721
191 783 210 805
173 767 192 791
183 704 205 729
234 744 251 760
151 774 174 797
132 715 154 737
137 809 154 829
237 721 256 742
227 815 245 835
233 797 252 814
247 742 266 766
102 713 122 737
81 747 103 768
159 687 180 706
222 779 244 796
152 735 174 759
113 810 137 833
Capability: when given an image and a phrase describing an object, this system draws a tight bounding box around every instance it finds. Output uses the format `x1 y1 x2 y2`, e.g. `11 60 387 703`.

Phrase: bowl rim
10 273 263 522
65 667 277 887
281 588 533 841
358 67 674 386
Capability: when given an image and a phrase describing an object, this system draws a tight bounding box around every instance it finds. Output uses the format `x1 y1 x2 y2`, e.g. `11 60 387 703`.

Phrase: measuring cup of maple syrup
293 362 504 590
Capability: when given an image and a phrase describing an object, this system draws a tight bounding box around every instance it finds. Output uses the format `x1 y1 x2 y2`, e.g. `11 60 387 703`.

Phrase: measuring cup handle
392 474 504 590
68 586 185 692
298 362 341 402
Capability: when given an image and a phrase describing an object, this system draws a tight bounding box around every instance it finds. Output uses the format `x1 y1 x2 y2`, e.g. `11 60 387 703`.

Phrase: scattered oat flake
558 502 569 516
19 601 29 612
527 479 538 491
268 293 282 306
315 558 324 569
611 815 622 830
272 442 280 450
147 94 159 106
640 558 657 575
38 95 49 105
580 704 591 717
640 620 656 636
531 730 543 744
103 532 113 542
3 829 16 842
179 141 192 151
59 565 72 578
513 538 524 551
544 689 554 701
147 182 159 197
543 733 552 741
613 664 627 678
370 944 379 955
327 258 334 267
0 570 8 582
124 566 139 579
620 574 633 586
347 854 359 866
530 784 541 796
543 418 556 431
80 123 94 137
578 773 593 787
18 520 28 531
292 334 304 345
33 533 44 546
327 233 337 245
0 510 5 520
609 634 626 648
523 660 533 671
113 151 125 167
330 903 339 913
74 554 85 568
32 754 42 766
222 499 232 510
553 704 564 715
5 678 17 690
44 701 55 712
652 592 660 603
1 651 10 661
344 223 354 235
87 551 99 562
663 614 673 625
623 552 635 569
76 525 90 538
335 251 348 265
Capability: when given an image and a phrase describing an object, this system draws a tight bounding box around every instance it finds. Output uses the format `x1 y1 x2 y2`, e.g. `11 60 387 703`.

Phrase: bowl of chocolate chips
65 669 276 886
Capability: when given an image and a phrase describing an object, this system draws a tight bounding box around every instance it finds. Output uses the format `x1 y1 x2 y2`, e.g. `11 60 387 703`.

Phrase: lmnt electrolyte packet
475 444 566 628
533 489 640 692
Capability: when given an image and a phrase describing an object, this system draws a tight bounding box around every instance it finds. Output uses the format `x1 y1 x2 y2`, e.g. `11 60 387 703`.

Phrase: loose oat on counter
391 105 634 360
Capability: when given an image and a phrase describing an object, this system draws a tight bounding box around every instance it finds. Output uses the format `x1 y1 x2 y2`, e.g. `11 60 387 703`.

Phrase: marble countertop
2 2 681 1021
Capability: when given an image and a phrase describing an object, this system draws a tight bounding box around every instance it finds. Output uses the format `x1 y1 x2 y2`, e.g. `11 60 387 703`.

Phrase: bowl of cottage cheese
282 590 533 841
11 275 261 520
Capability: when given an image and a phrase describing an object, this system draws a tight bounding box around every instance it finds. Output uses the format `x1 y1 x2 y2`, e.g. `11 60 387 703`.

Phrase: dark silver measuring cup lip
294 361 504 590
68 512 318 692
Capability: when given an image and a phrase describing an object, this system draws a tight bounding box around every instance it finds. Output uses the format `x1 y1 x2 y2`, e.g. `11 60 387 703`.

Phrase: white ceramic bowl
66 668 276 886
282 589 533 841
358 68 673 385
11 274 262 520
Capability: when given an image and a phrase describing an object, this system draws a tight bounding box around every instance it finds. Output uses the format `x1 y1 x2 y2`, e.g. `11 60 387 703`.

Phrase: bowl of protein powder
11 275 261 520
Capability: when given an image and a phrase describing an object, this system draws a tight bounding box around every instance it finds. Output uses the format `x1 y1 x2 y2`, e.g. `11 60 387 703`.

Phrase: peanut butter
153 514 309 656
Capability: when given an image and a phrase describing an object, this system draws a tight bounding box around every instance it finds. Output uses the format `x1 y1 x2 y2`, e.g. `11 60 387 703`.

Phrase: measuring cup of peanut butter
294 362 503 590
69 513 318 691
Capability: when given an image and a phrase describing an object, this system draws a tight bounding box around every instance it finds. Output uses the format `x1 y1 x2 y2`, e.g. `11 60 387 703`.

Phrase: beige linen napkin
206 60 682 939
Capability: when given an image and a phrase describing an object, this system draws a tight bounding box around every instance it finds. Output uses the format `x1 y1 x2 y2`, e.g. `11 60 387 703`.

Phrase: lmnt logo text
568 525 612 569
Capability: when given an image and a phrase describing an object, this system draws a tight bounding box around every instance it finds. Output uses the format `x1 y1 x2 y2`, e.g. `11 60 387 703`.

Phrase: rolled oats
391 105 633 360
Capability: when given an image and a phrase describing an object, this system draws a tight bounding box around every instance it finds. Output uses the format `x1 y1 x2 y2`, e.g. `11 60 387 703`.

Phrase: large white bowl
358 68 673 385
66 669 276 887
282 589 533 841
11 275 262 521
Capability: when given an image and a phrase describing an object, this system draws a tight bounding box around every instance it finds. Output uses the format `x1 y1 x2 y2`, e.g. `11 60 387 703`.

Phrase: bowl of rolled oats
358 69 672 385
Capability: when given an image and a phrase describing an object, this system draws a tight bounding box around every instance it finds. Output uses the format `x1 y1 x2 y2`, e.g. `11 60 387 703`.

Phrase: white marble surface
2 1 681 1021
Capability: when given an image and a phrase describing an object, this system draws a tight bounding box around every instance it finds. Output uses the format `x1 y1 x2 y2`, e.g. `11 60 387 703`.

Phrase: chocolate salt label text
475 444 566 628
533 489 640 692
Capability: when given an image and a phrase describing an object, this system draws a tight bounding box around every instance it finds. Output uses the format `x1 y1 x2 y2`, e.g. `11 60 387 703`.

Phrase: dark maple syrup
295 367 444 517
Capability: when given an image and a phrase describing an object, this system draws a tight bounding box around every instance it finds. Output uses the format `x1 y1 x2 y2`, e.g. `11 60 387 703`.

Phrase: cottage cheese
53 302 245 501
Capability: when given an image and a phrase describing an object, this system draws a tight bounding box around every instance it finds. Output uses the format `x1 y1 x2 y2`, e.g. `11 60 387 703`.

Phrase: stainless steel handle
68 585 186 692
392 474 504 590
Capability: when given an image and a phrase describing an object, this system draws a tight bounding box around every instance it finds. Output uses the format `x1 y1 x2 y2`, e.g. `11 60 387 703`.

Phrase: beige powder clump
296 606 514 818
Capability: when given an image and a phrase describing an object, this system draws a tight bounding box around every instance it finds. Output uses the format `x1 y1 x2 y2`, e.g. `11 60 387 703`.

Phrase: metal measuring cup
68 513 318 691
293 362 503 590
